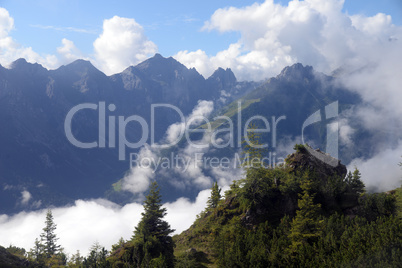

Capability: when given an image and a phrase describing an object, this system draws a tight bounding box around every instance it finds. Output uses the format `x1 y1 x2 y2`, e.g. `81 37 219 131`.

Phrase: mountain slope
172 146 401 267
206 63 363 164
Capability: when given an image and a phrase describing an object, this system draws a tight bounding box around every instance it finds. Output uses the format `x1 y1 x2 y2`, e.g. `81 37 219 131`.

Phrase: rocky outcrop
285 144 347 179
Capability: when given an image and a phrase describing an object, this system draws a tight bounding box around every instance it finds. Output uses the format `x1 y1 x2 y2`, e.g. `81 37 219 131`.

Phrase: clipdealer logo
64 100 340 168
64 101 286 161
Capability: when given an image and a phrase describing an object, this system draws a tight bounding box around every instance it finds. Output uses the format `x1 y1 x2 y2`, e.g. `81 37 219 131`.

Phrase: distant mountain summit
56 59 102 76
10 58 47 74
277 63 314 80
207 67 237 90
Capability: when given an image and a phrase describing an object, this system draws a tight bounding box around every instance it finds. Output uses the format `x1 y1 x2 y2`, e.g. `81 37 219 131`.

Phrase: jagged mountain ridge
0 55 259 214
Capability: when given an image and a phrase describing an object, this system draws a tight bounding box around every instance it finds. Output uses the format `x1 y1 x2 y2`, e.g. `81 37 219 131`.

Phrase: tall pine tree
40 210 60 259
288 177 322 253
351 168 365 194
132 181 175 267
207 182 222 209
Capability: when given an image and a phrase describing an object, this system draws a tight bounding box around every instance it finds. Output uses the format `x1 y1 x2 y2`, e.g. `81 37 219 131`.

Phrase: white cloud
121 146 155 197
0 11 158 73
0 200 143 256
169 101 215 189
340 40 402 125
338 118 355 146
161 100 214 149
350 13 394 37
175 0 402 81
174 49 212 78
0 189 209 257
20 190 32 205
120 100 216 195
30 24 96 34
164 189 210 234
0 8 60 69
93 16 158 75
57 38 83 62
348 141 402 192
165 122 185 145
188 100 214 123
0 7 14 38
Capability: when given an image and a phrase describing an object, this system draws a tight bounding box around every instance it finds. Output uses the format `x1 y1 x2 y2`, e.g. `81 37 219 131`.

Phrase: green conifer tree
288 178 322 252
351 168 365 195
28 238 45 264
40 210 60 259
132 181 175 267
207 182 222 209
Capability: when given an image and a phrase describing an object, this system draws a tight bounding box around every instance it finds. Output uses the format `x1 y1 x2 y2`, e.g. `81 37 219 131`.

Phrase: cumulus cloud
0 190 209 257
174 49 212 78
0 7 14 38
57 38 83 63
0 10 158 73
93 16 158 75
174 0 402 81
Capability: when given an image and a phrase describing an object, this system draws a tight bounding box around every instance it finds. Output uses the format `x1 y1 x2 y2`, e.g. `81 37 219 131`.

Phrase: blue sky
1 0 250 56
1 0 401 57
0 0 401 79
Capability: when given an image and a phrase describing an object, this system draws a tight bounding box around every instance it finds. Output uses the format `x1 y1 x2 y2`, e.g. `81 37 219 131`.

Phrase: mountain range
0 54 259 214
0 54 379 214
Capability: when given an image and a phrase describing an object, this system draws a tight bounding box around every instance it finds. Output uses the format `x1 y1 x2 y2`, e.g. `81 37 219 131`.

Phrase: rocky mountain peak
277 63 314 81
133 53 204 86
136 53 184 72
60 59 102 75
207 67 237 90
9 58 47 75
